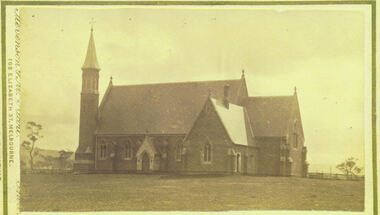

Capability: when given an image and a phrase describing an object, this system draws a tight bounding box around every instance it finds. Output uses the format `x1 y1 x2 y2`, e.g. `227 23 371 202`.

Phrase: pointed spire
294 86 297 95
241 69 245 79
82 27 100 70
109 76 113 85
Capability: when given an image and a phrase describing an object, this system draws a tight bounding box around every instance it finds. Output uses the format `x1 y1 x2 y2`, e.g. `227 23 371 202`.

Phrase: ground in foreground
20 173 364 211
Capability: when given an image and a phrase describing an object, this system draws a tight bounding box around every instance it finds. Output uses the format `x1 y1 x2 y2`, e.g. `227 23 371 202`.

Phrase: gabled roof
82 30 100 70
97 79 245 135
245 95 301 137
136 136 156 158
210 98 249 146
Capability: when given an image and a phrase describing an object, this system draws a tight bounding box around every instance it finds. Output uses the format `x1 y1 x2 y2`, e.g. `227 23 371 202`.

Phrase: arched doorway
142 153 150 172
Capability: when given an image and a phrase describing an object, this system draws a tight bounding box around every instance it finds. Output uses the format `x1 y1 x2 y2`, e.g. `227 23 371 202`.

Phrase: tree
39 150 74 170
58 150 74 170
336 157 362 176
39 154 56 169
21 121 43 170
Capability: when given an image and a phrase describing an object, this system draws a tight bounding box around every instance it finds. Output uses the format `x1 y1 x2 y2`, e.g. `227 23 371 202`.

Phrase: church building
74 29 308 177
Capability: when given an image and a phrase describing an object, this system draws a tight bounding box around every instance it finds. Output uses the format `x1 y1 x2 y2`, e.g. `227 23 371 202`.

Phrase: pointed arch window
203 142 212 163
293 119 298 148
99 142 107 160
175 143 182 161
125 140 133 160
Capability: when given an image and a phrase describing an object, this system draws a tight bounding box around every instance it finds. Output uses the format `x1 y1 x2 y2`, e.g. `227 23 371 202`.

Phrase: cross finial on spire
109 76 113 85
294 86 297 95
241 69 245 78
90 18 96 32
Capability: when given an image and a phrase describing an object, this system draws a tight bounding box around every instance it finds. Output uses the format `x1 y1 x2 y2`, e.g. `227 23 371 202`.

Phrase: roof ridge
210 97 242 109
112 79 241 88
98 83 113 118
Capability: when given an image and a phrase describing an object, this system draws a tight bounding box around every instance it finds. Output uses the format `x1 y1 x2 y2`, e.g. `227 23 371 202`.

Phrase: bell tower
74 26 100 172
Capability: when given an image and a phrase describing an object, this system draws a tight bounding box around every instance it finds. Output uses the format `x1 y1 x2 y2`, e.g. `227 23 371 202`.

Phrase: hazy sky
20 6 366 172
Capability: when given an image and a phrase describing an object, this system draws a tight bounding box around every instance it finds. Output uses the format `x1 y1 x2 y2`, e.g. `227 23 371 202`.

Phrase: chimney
223 84 230 109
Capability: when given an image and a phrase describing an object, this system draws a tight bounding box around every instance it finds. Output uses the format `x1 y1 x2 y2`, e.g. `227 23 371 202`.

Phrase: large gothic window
203 142 211 163
99 143 107 159
125 141 133 160
294 119 298 148
175 143 182 161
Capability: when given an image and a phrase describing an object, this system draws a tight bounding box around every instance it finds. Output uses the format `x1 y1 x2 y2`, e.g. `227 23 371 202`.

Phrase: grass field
20 173 364 211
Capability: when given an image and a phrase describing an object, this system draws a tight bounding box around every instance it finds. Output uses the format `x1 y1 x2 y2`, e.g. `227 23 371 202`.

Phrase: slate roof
97 79 245 135
245 96 300 137
210 98 248 146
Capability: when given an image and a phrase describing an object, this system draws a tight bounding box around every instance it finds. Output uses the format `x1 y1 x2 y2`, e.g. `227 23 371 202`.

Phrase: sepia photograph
1 2 376 214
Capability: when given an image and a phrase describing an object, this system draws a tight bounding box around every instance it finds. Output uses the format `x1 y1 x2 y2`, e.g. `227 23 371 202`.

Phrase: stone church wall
256 137 281 176
184 99 245 174
245 146 259 175
164 136 185 173
94 135 187 173
94 136 142 172
288 130 306 177
285 111 306 177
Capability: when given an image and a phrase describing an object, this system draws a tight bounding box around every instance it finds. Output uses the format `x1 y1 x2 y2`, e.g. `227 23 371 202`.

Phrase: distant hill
309 163 364 176
21 147 74 170
309 163 340 174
